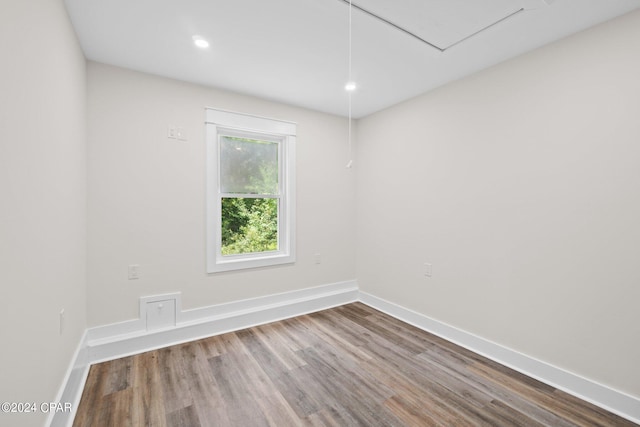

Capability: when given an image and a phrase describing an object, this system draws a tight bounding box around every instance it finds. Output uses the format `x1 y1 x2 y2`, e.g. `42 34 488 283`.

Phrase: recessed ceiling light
345 82 357 92
192 35 209 49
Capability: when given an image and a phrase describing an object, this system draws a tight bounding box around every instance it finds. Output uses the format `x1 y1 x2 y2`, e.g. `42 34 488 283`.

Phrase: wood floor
73 303 636 426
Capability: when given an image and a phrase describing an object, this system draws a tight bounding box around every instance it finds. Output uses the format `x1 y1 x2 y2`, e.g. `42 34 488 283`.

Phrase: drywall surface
87 63 356 327
356 10 640 398
0 1 87 426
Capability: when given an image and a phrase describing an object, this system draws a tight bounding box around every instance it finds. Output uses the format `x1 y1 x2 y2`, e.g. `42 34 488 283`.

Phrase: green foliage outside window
219 135 279 256
221 198 278 255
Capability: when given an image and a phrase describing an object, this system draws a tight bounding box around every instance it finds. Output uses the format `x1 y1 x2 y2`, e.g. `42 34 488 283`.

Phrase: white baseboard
87 280 359 363
51 282 639 426
47 331 90 427
359 291 640 425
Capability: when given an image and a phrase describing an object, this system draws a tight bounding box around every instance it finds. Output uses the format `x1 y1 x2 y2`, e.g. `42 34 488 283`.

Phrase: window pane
220 136 278 194
221 197 279 255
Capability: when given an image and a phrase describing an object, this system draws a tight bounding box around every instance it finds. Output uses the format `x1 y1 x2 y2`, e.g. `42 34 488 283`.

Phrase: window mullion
221 193 280 199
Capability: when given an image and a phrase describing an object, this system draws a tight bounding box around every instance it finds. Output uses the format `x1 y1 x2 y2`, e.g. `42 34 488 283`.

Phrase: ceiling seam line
336 0 445 52
441 7 526 50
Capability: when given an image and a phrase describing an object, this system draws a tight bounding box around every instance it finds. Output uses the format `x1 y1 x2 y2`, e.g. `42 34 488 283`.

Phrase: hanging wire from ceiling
345 0 354 169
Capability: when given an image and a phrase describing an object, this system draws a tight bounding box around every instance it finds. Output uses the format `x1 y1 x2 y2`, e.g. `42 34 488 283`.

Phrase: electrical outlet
167 125 177 139
424 263 432 277
314 253 322 264
128 264 140 280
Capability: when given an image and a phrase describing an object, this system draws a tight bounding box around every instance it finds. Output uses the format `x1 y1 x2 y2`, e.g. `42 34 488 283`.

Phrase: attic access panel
353 0 524 50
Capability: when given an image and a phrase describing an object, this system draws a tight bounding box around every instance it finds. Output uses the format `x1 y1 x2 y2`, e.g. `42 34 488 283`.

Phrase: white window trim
206 108 296 273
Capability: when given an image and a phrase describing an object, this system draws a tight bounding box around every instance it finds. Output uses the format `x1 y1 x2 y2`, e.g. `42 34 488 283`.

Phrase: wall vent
139 293 180 332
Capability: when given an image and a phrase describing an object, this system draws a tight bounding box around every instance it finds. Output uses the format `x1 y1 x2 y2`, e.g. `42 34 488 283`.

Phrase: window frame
206 108 296 273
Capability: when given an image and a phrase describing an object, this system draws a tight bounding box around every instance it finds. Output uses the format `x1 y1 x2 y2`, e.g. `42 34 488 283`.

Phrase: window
206 108 296 272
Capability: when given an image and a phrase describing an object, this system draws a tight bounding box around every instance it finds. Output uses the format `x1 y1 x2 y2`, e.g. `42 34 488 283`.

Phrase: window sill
208 253 296 273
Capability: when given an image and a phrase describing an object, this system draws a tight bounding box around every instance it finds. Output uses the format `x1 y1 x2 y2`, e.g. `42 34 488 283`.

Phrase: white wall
0 1 87 426
2 2 637 423
356 9 640 399
87 63 356 327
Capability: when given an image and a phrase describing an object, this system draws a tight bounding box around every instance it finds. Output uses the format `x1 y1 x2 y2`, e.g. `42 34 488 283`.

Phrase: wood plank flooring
73 303 636 426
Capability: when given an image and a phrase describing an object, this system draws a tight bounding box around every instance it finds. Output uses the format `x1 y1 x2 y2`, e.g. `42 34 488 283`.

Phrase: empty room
1 0 639 426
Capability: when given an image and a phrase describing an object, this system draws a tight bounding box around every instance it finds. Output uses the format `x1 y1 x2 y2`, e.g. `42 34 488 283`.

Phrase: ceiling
64 0 640 118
